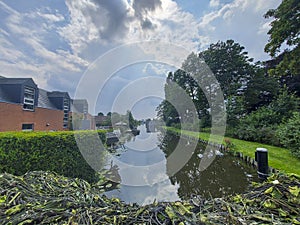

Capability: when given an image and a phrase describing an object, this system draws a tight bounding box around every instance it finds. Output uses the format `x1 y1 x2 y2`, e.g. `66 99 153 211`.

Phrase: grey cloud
78 0 162 41
86 0 131 41
141 18 157 30
132 0 162 30
132 0 162 13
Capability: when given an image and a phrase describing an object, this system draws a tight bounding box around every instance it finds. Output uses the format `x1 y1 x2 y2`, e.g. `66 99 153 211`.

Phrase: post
255 148 269 180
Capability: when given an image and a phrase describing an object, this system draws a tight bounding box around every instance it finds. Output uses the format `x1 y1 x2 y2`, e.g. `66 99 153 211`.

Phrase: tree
199 40 255 98
98 112 104 116
156 100 180 126
158 40 259 129
199 40 258 127
126 110 139 129
264 0 300 79
243 67 279 112
264 0 300 57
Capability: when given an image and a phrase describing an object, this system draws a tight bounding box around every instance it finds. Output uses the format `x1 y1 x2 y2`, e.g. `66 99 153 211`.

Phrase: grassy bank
166 127 300 175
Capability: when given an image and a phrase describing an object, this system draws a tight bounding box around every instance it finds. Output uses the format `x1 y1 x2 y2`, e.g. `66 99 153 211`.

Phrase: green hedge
0 130 106 183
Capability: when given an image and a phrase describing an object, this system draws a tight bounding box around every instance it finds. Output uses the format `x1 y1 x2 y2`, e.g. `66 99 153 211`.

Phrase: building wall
69 112 95 130
0 102 65 132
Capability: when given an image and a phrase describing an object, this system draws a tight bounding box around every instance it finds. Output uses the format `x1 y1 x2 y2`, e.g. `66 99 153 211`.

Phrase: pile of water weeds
0 171 299 225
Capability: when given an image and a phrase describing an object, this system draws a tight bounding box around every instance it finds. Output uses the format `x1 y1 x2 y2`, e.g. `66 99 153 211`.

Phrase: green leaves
0 130 107 183
276 112 300 158
264 0 300 57
0 171 299 224
289 186 300 197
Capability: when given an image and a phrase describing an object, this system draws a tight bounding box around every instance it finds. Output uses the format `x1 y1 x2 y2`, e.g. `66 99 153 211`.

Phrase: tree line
157 0 300 158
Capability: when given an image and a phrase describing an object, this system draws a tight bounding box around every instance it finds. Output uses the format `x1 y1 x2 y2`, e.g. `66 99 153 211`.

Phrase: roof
72 99 88 104
0 77 74 111
0 87 12 103
48 91 70 99
37 89 58 110
0 78 35 85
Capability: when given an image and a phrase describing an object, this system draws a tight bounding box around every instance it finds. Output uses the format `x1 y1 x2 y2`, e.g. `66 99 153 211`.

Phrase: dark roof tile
37 89 58 110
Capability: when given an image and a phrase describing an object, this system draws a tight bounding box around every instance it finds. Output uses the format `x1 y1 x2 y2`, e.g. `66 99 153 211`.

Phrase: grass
165 126 300 175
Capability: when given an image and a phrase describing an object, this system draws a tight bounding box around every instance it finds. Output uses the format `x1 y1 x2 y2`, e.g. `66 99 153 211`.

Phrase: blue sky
0 0 281 118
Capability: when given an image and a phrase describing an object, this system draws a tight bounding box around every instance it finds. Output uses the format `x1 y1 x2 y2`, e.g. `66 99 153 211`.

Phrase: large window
63 98 69 128
23 86 35 111
22 123 34 131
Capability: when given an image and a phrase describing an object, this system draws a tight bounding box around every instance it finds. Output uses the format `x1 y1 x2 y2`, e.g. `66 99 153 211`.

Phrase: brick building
0 76 94 132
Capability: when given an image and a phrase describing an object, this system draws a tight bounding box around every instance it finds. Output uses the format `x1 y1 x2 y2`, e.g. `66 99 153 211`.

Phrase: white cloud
209 0 220 8
258 21 271 35
0 0 283 102
0 1 88 91
36 12 64 22
198 0 281 60
58 0 100 54
59 0 202 55
142 63 172 76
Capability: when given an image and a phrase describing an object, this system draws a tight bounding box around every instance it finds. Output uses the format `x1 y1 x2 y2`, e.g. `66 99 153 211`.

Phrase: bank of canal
166 127 300 176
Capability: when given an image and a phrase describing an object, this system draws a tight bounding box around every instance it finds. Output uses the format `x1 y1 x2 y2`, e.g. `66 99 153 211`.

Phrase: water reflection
105 125 257 205
160 133 258 199
105 125 180 205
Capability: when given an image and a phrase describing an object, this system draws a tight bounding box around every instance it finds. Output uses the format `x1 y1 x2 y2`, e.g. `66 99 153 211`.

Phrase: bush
276 112 300 158
0 130 106 182
235 107 280 145
234 90 299 145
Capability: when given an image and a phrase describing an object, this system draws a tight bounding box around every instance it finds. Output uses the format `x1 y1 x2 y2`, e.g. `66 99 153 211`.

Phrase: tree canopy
264 0 300 78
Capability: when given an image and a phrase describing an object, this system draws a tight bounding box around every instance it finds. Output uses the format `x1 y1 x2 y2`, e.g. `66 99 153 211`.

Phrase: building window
23 86 35 111
22 123 34 131
63 98 69 128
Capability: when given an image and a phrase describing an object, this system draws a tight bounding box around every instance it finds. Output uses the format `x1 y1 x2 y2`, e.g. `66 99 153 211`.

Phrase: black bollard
255 148 269 180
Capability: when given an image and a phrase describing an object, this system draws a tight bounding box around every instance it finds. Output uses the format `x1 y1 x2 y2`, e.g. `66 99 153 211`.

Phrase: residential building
0 76 93 132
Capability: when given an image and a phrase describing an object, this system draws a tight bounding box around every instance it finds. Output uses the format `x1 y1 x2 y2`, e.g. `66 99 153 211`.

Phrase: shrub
276 112 300 158
0 130 106 182
235 107 280 145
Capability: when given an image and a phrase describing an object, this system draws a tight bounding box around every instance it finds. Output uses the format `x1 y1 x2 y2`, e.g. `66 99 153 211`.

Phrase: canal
105 125 258 205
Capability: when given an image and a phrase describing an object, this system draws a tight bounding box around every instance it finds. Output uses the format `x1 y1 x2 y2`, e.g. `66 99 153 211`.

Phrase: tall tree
264 0 299 58
199 40 257 127
264 0 300 88
243 66 279 112
199 40 255 98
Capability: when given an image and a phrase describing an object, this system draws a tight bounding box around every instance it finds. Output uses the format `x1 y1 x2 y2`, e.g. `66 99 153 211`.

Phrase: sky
0 0 281 119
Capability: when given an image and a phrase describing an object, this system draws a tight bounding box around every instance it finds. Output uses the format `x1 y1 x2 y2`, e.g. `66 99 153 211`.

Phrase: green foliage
199 39 255 98
127 110 138 129
264 0 300 57
235 90 299 145
276 112 300 158
1 171 299 224
0 130 106 183
235 107 280 145
244 69 279 112
264 0 300 81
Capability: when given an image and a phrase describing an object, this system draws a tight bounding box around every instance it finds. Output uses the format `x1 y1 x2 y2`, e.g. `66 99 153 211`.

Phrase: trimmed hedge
0 130 106 183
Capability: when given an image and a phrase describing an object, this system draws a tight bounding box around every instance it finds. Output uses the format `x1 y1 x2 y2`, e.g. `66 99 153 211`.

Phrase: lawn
165 127 300 175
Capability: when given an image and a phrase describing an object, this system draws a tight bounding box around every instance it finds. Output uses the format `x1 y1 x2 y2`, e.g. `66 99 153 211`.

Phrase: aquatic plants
0 171 299 224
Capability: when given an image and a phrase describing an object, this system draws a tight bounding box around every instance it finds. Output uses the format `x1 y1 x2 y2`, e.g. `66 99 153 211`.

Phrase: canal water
105 125 258 205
